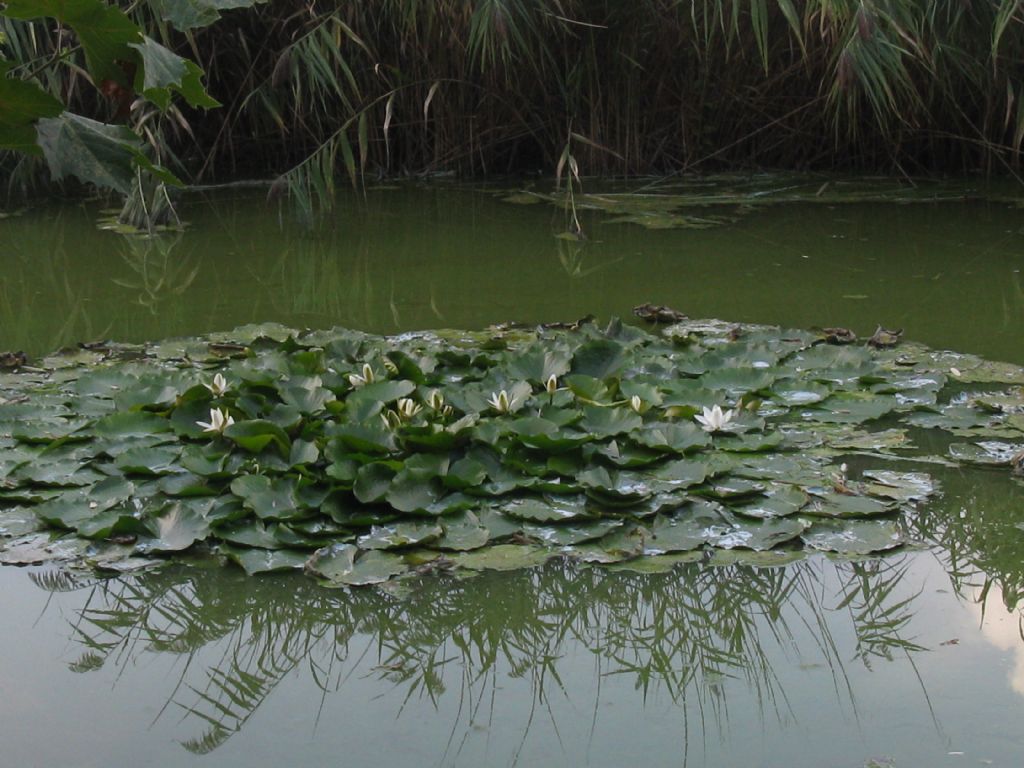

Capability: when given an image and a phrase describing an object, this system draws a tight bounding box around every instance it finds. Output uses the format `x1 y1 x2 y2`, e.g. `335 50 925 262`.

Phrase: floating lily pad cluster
1 317 1023 586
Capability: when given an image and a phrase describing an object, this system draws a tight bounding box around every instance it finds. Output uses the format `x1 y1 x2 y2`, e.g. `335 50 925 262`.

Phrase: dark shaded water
2 182 1024 767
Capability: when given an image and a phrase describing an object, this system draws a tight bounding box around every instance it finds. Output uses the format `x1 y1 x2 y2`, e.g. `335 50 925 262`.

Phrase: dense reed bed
3 0 1024 205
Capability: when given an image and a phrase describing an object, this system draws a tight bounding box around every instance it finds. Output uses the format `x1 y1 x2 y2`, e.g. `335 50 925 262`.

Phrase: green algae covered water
2 179 1024 767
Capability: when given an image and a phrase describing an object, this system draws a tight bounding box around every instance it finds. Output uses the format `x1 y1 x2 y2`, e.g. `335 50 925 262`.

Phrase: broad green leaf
149 0 265 30
129 36 219 109
0 60 63 154
4 0 141 86
35 113 181 195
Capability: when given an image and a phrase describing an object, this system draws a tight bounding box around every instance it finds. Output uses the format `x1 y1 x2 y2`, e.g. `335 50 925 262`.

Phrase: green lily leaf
224 419 291 456
136 500 211 552
947 441 1023 466
804 492 897 518
221 544 308 575
309 546 409 586
578 405 642 438
385 475 444 513
435 511 490 551
113 444 183 475
358 521 443 550
571 339 626 380
801 519 904 555
502 495 591 523
452 543 551 572
731 485 809 519
523 518 623 546
630 421 709 453
230 474 305 521
353 463 398 504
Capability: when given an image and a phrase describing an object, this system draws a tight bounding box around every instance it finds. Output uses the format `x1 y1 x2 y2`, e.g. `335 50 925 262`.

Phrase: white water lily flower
441 405 454 418
197 407 234 434
545 374 559 395
694 404 735 433
396 397 422 419
629 395 643 413
205 372 228 396
383 358 399 374
348 363 375 388
487 390 516 414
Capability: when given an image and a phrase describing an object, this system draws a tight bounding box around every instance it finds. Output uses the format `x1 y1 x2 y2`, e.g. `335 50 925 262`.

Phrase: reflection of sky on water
969 583 1024 698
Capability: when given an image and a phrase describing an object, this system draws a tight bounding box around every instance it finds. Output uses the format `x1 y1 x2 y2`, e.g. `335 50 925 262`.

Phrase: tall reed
3 1 1024 206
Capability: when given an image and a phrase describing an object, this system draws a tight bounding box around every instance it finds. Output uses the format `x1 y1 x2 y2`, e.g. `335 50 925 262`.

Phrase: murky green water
3 181 1024 766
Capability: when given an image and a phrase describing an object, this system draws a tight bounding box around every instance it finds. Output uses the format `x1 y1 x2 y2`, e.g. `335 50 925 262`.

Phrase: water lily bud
488 390 511 413
545 374 558 395
205 372 228 396
428 390 445 410
397 398 422 419
630 395 643 413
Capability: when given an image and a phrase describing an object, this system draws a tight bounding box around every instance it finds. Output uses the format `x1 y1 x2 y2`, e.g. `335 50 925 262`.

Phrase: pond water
2 179 1024 767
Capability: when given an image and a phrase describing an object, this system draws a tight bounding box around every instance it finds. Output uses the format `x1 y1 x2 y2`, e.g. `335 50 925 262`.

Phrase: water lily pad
571 339 626 380
523 518 623 546
804 492 897 518
731 485 809 519
92 411 172 439
0 506 42 537
564 525 647 563
136 501 211 553
113 444 183 475
502 495 591 523
801 519 904 555
859 471 936 503
221 544 308 574
223 419 291 457
947 441 1023 466
0 533 89 564
435 511 490 551
631 422 709 453
451 543 552 571
358 521 443 550
230 475 304 520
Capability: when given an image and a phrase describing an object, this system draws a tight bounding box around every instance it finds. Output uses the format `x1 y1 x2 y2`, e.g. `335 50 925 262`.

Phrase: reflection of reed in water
906 465 1024 610
0 210 101 354
112 234 199 315
33 556 929 760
